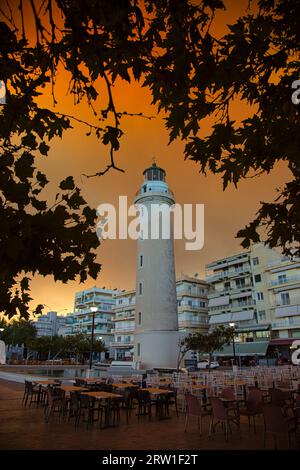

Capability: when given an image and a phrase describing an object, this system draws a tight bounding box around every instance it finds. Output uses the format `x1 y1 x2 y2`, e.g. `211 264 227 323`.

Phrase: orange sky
8 1 291 314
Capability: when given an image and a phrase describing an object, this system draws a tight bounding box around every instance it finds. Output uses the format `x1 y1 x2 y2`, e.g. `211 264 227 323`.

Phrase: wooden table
32 380 60 386
142 388 173 420
81 378 105 383
112 383 139 389
81 391 123 428
60 385 89 393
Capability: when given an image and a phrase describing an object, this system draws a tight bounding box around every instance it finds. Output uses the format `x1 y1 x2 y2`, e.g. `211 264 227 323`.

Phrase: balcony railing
272 317 300 329
111 327 134 333
206 265 251 282
269 274 300 287
273 299 300 308
110 341 133 347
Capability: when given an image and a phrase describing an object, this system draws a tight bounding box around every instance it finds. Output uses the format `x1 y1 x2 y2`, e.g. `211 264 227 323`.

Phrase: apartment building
110 276 209 362
176 275 209 334
206 243 282 357
110 290 136 361
66 287 119 354
34 311 67 337
267 256 300 340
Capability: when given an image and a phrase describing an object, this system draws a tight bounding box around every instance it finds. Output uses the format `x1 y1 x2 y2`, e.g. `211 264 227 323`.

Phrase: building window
281 292 290 305
252 257 259 266
254 274 262 283
257 292 264 301
236 278 245 288
138 312 142 325
278 274 287 284
137 343 141 356
138 282 143 295
140 255 143 267
258 310 266 321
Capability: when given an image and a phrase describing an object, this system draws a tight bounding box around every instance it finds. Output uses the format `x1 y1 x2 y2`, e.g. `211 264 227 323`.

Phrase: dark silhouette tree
1 0 299 318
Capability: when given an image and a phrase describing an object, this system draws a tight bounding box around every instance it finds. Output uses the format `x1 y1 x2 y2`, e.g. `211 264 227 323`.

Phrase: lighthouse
134 162 180 370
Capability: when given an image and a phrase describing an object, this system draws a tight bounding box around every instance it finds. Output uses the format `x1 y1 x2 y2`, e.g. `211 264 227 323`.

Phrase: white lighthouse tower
134 162 179 370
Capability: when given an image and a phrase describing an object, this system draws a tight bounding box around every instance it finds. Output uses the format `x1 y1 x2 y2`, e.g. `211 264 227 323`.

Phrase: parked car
197 359 220 369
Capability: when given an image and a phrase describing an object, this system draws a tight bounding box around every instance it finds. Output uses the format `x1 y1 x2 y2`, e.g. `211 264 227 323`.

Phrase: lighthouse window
138 282 143 295
138 312 142 325
140 255 143 267
143 185 146 193
137 343 141 356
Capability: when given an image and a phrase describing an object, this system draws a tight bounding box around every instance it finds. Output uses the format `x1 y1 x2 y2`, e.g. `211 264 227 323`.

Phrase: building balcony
178 305 207 312
206 265 251 283
176 289 207 298
206 254 249 271
111 327 135 334
112 313 135 322
271 317 300 330
268 274 300 288
230 300 256 310
110 341 134 348
179 320 209 329
273 299 300 309
208 285 253 298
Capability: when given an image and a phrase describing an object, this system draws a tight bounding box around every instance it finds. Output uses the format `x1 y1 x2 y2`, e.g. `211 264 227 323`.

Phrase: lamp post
89 306 98 370
229 322 236 366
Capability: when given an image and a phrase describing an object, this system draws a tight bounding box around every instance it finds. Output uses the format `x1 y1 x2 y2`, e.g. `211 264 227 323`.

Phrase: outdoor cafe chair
209 397 240 442
45 387 66 423
239 388 263 433
262 404 297 449
23 380 41 407
76 394 101 429
269 388 294 415
184 393 211 435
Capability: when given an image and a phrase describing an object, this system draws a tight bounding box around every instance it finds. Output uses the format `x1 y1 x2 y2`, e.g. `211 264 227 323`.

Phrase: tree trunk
208 353 212 372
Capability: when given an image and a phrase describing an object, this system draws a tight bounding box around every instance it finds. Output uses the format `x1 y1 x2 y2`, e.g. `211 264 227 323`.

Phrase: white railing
269 274 300 287
206 265 251 282
272 317 300 329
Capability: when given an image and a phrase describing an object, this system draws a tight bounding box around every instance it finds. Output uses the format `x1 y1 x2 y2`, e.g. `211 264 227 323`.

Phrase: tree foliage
28 332 105 361
1 318 37 346
0 0 299 317
182 325 234 369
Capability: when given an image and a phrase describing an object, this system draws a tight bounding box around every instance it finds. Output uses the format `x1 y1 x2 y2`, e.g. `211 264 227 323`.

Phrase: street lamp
229 322 236 366
89 306 98 370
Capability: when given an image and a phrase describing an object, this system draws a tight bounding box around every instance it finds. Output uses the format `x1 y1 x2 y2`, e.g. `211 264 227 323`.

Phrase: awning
231 310 254 322
236 324 270 332
269 338 294 347
209 313 232 324
209 310 254 324
208 296 230 308
214 341 269 357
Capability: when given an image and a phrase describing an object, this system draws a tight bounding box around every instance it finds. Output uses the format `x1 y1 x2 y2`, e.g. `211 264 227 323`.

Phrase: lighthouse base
134 330 181 370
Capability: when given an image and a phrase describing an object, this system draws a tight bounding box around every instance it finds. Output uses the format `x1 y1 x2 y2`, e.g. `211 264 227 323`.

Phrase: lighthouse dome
139 162 171 196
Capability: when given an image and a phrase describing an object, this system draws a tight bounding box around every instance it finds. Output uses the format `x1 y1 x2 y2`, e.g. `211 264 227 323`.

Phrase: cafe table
81 391 123 428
